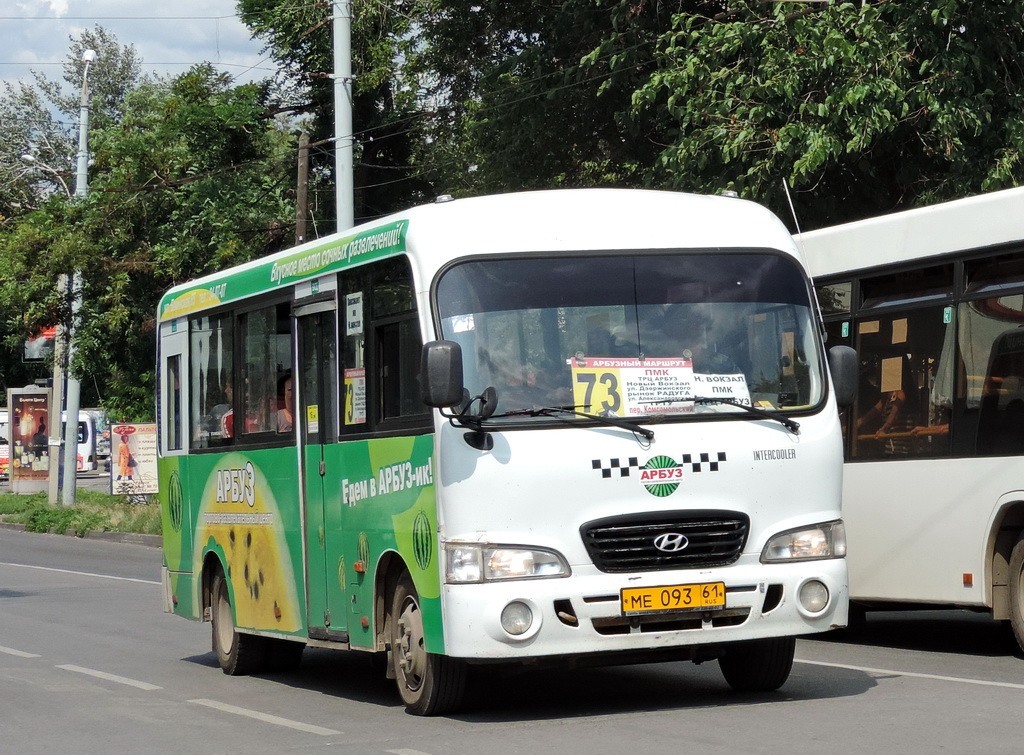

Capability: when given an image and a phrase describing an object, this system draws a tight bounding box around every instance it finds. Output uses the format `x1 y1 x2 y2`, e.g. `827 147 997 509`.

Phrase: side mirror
420 340 465 408
828 345 858 408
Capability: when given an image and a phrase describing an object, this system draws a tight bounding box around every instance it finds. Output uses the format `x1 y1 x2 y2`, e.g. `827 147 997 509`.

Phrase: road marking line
0 645 41 658
0 562 159 585
386 750 433 755
57 664 162 690
797 659 1024 690
189 699 340 736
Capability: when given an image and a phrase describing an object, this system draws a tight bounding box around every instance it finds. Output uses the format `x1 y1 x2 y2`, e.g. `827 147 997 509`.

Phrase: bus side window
167 354 182 452
189 314 233 449
852 308 952 460
962 296 1024 455
377 316 423 421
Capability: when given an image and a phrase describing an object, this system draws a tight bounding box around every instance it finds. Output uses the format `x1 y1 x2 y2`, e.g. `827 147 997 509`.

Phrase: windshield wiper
489 404 655 441
649 395 800 435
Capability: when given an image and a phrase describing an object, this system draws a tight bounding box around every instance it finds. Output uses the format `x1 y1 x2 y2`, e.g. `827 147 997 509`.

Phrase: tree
0 26 143 219
0 37 295 418
407 0 683 196
627 1 1024 226
237 0 434 226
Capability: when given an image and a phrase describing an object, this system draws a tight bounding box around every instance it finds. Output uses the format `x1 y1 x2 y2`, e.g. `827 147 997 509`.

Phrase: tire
389 573 466 715
211 569 267 675
1008 537 1024 654
718 636 796 692
265 638 305 673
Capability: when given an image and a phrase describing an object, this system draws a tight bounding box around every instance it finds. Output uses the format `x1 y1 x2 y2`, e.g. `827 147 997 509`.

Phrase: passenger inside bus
277 372 293 433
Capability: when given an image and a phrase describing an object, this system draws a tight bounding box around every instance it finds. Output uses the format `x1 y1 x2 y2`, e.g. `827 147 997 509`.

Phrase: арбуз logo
591 452 727 497
639 455 683 497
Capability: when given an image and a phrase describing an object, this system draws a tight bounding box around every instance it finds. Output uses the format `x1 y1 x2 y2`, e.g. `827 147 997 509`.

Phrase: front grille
580 510 749 573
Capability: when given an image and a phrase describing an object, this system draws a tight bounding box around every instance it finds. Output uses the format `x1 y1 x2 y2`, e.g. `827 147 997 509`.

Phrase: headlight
445 544 570 583
761 520 846 563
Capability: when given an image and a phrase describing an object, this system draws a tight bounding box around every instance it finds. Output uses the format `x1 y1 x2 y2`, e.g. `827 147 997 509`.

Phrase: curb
0 520 161 548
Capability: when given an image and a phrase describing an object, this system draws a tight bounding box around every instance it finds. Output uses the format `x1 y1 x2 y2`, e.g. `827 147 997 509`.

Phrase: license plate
620 581 726 615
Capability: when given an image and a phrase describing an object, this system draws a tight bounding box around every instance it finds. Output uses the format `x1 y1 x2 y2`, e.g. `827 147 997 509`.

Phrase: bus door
296 302 346 640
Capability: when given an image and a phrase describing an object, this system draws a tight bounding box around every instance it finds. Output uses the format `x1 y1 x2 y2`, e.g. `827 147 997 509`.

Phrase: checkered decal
592 457 640 478
591 452 727 478
682 452 727 472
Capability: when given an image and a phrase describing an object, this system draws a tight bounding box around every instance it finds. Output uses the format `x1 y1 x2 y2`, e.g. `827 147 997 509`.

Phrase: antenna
782 178 803 237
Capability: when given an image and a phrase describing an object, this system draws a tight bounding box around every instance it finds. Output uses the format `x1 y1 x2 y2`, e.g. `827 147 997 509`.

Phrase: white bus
800 186 1024 650
158 188 852 715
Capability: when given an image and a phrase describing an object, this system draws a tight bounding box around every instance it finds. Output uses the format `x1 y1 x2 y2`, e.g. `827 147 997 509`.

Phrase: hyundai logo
653 532 689 553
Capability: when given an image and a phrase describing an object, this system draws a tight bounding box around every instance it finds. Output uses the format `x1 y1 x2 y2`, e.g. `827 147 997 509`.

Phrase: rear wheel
1008 537 1024 654
211 569 266 675
718 636 796 692
389 573 466 715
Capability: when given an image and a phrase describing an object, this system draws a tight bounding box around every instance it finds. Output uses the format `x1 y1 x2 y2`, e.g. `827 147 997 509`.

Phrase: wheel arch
201 548 229 623
988 499 1024 621
373 550 411 651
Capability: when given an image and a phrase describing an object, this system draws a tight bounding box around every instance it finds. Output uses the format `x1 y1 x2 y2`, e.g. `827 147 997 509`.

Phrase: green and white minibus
158 188 852 715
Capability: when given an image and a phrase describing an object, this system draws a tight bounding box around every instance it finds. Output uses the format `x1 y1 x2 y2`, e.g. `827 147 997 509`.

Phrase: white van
63 411 98 473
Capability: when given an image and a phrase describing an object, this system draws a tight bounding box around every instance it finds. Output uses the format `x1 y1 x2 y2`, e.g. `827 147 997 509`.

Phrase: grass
0 488 161 537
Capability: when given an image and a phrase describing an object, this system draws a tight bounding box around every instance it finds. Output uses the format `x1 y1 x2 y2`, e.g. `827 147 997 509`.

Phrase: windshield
435 252 824 421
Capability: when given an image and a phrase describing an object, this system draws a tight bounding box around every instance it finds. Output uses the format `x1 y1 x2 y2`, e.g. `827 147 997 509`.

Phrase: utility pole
333 1 354 231
60 47 96 506
47 280 67 505
296 131 310 245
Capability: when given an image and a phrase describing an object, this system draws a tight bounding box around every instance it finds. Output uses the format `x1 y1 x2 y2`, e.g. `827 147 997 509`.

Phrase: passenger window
189 314 233 449
852 308 953 460
339 255 427 434
959 294 1024 455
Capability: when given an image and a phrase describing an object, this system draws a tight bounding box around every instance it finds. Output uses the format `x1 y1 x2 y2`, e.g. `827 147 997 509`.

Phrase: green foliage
0 33 295 416
0 489 161 536
632 1 1024 225
237 0 434 224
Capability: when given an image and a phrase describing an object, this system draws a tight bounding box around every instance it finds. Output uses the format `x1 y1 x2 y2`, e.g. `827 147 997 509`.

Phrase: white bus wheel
389 573 466 715
1008 538 1024 654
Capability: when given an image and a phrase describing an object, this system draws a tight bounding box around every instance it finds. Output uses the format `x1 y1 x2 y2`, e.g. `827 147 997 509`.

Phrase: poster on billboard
109 423 158 497
6 388 52 493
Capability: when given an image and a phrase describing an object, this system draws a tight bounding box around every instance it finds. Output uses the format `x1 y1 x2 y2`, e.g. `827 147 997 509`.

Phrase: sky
0 0 273 90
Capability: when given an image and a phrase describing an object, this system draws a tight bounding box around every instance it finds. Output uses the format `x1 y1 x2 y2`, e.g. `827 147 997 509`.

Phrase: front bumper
440 557 848 660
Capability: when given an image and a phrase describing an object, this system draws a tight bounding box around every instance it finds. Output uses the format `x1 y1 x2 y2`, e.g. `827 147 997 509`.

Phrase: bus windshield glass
435 251 824 419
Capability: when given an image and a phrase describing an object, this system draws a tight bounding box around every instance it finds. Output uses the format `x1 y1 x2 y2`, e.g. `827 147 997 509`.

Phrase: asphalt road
1 528 1022 753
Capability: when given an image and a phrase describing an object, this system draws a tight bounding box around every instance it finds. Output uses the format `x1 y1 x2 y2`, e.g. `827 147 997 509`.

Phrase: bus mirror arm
828 345 858 408
421 340 466 408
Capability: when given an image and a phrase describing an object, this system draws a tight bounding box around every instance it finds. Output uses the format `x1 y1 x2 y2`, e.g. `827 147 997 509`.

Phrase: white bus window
852 309 952 460
959 295 1024 454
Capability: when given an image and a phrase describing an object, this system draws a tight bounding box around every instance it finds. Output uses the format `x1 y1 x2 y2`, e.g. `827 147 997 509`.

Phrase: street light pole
20 156 71 506
60 47 96 507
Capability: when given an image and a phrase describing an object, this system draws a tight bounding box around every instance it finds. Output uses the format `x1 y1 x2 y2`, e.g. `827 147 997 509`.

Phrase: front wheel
718 636 796 692
211 569 266 675
389 574 466 715
1008 537 1024 654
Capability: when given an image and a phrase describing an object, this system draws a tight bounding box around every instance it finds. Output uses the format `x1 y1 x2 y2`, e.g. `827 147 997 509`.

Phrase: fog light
798 580 829 613
500 601 533 636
